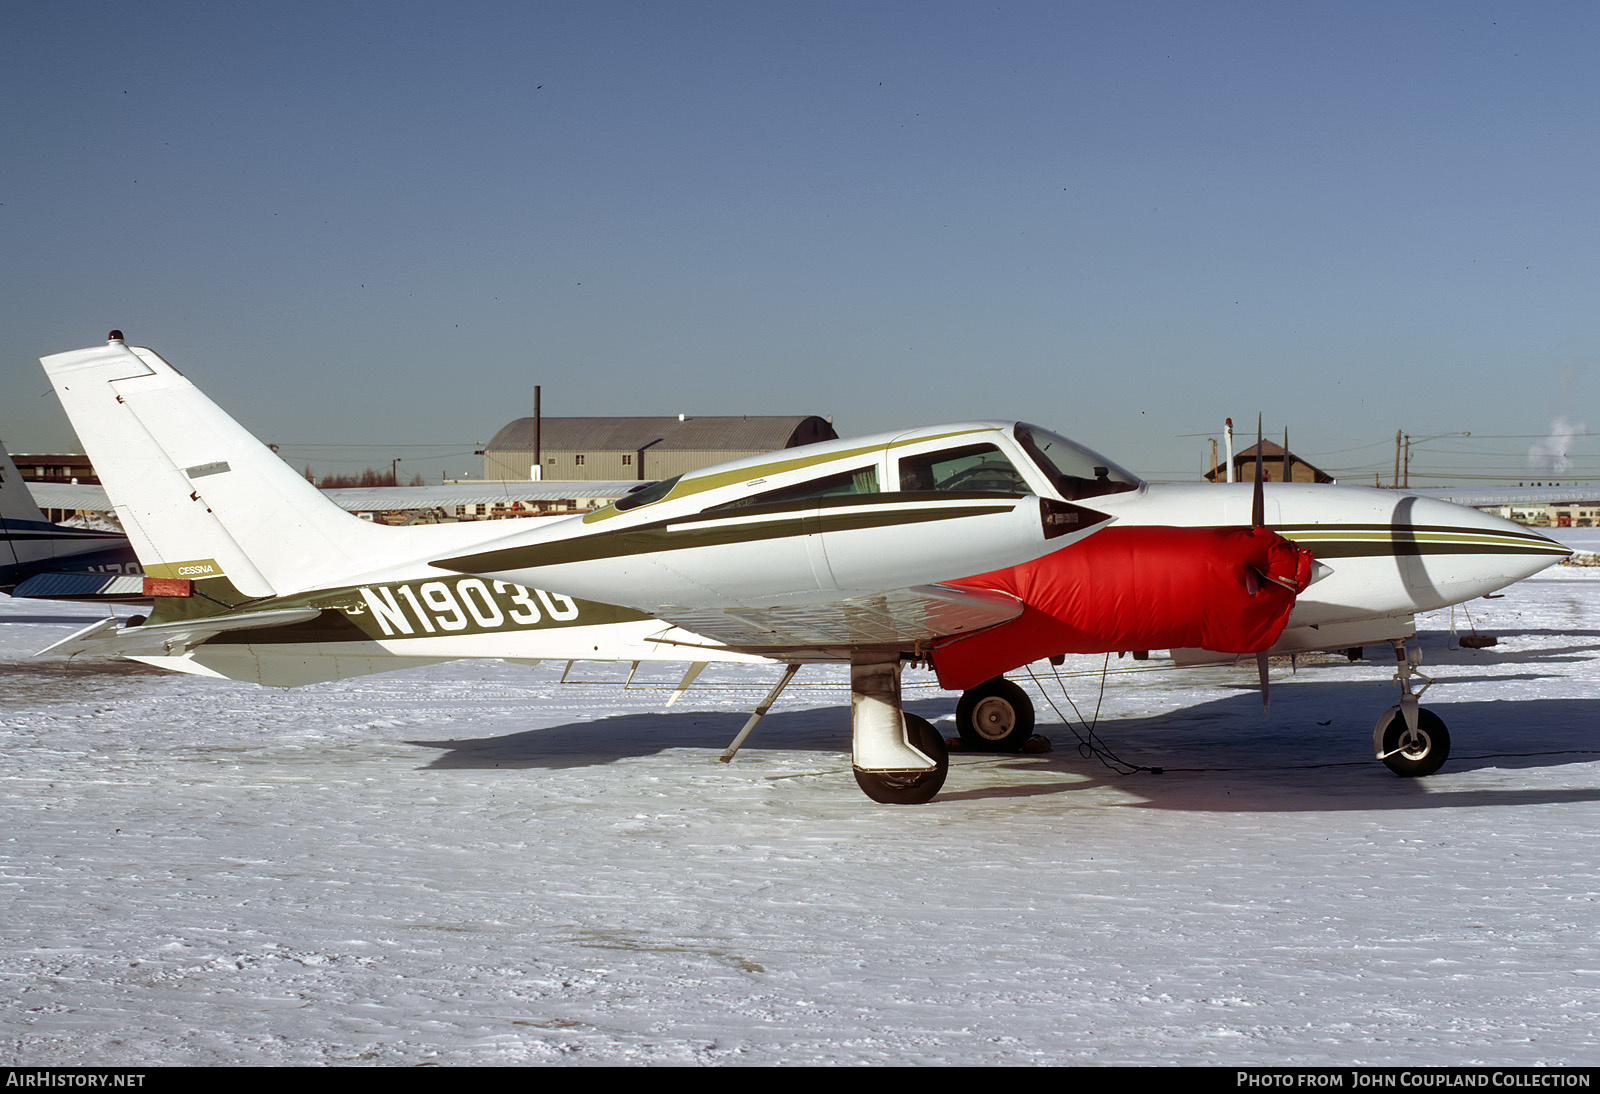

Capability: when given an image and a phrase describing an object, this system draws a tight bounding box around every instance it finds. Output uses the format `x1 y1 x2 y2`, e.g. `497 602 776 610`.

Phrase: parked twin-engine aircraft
0 437 143 599
37 334 1570 803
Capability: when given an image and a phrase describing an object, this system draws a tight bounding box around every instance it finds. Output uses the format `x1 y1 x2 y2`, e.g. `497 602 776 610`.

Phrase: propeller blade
1250 421 1283 716
1251 565 1307 593
1252 414 1265 528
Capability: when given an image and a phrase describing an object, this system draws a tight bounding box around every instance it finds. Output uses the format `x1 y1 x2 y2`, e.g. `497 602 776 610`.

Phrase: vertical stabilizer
40 334 398 597
0 438 50 577
1 436 136 590
0 438 48 526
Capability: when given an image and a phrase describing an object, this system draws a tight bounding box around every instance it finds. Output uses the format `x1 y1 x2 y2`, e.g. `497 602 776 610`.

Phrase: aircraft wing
8 571 147 602
25 480 648 514
16 481 113 511
1401 485 1600 506
318 481 645 510
648 583 1023 657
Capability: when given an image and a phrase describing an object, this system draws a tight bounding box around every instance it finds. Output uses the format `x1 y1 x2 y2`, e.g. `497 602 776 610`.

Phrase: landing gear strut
1372 641 1451 777
853 713 949 804
850 657 948 804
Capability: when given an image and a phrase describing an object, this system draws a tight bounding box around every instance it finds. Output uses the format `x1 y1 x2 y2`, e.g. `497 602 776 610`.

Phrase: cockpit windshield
1014 424 1142 501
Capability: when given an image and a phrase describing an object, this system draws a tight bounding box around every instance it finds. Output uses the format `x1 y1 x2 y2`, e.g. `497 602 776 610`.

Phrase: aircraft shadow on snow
1415 630 1600 668
939 691 1600 813
408 678 1600 814
0 656 169 708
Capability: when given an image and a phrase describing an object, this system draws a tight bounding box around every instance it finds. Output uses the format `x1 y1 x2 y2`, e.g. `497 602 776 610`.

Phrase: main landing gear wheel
1378 709 1451 778
853 714 949 805
955 677 1036 752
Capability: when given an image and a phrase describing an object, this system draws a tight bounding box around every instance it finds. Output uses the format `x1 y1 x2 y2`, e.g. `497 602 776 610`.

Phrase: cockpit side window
1015 424 1141 500
710 466 880 511
898 444 1030 495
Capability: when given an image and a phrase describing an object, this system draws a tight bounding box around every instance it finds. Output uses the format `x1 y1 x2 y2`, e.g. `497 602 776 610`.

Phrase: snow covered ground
3 533 1598 1066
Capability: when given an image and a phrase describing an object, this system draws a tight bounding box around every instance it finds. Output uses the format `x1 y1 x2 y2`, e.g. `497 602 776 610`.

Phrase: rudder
41 333 397 598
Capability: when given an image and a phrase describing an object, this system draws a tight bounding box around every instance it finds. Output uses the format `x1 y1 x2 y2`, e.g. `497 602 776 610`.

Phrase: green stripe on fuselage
201 575 652 644
580 427 998 522
139 572 649 644
1276 523 1570 559
435 496 1019 575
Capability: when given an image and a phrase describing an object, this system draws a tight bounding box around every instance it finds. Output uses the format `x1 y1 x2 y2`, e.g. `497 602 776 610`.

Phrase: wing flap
651 583 1022 651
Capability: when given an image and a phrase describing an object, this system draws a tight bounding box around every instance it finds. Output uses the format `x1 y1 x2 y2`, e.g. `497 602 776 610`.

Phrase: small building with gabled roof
1205 439 1334 485
482 415 838 482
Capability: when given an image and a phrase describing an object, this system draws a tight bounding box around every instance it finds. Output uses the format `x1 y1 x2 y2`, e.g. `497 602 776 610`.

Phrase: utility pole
1393 430 1402 489
1401 431 1470 489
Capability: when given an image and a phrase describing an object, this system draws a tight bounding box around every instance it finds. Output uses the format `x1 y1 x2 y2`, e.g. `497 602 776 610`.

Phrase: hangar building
1205 439 1334 484
481 415 837 482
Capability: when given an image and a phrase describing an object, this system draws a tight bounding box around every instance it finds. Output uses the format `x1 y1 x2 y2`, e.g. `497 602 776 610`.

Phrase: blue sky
3 1 1597 484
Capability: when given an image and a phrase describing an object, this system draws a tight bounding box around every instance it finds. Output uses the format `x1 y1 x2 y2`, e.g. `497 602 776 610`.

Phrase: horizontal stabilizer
38 606 323 660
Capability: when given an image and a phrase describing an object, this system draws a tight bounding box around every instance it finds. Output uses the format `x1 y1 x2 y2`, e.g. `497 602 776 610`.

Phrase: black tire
853 714 949 804
955 677 1036 752
1379 708 1451 777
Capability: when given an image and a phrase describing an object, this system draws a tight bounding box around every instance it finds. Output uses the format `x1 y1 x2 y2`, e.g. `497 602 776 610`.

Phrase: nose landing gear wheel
955 677 1036 752
1378 709 1451 777
853 714 949 804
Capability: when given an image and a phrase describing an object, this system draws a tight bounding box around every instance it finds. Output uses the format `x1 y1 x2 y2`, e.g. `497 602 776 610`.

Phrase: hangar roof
1206 438 1334 484
486 416 835 454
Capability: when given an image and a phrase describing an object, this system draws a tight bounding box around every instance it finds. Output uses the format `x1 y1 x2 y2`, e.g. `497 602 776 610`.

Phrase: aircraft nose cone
1390 494 1570 606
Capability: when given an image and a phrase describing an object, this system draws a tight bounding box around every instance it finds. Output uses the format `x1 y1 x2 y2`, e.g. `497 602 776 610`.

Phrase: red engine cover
932 525 1313 691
